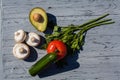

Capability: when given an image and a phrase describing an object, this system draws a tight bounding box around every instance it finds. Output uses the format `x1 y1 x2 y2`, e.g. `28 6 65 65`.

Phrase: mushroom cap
14 29 27 43
13 43 30 59
26 32 40 47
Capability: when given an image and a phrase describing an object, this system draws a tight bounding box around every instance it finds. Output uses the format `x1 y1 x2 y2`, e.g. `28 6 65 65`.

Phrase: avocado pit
33 13 44 23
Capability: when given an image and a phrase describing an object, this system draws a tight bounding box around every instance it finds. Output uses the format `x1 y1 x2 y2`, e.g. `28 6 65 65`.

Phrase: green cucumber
29 53 57 76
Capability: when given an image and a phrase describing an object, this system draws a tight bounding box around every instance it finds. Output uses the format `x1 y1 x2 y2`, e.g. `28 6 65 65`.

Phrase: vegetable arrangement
29 9 114 76
13 7 115 77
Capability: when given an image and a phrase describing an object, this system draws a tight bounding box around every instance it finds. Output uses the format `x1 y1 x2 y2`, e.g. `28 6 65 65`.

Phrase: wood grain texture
0 0 3 80
1 0 120 80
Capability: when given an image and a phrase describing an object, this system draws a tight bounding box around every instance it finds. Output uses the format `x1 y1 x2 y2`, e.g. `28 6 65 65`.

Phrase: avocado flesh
29 7 48 32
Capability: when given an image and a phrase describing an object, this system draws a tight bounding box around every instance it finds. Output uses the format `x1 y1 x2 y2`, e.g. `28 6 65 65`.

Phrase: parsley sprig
43 14 114 55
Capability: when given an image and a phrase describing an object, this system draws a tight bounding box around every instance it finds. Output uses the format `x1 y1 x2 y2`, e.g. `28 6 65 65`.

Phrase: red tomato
47 40 67 60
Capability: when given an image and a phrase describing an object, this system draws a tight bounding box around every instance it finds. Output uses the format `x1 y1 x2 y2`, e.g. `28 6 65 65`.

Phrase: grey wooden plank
1 0 120 80
0 0 3 80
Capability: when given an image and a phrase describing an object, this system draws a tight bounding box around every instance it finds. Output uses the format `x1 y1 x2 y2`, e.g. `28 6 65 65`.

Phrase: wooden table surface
1 0 120 80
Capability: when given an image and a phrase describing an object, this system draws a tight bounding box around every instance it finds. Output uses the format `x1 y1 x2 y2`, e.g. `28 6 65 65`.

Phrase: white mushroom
26 32 40 47
14 29 27 43
13 43 30 59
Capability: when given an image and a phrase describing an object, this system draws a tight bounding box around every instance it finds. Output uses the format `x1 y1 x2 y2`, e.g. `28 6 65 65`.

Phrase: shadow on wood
44 13 57 34
24 46 38 62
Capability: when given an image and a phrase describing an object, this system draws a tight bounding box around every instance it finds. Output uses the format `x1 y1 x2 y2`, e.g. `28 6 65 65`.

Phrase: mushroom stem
31 37 36 42
15 32 20 36
19 48 27 53
31 37 40 43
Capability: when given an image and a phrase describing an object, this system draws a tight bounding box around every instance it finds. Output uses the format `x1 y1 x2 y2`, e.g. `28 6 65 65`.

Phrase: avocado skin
29 7 48 32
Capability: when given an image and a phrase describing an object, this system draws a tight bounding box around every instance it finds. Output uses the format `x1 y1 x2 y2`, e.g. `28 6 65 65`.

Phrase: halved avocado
29 7 48 32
